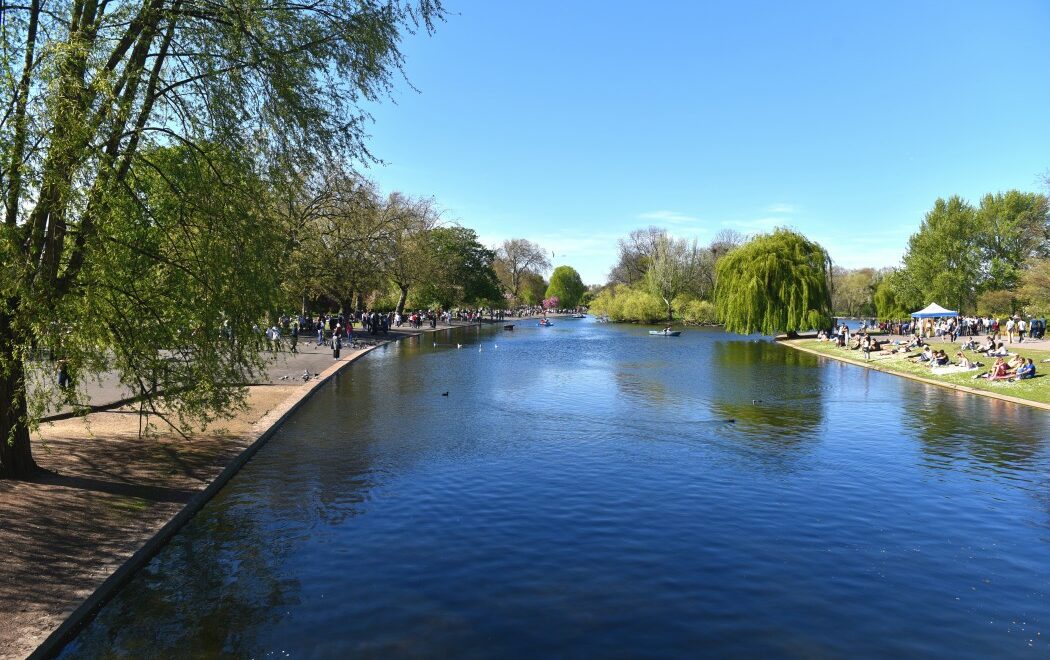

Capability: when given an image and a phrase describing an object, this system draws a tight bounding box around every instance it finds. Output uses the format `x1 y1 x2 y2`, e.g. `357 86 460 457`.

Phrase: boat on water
538 319 554 327
570 313 587 319
649 330 681 336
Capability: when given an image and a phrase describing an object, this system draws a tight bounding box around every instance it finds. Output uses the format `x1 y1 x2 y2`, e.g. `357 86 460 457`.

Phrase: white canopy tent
910 303 959 318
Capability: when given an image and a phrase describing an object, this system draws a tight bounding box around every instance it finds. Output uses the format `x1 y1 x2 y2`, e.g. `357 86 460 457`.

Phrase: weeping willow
714 228 833 336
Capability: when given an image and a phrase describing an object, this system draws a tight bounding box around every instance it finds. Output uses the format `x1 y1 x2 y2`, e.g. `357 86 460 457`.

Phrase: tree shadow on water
905 387 1050 476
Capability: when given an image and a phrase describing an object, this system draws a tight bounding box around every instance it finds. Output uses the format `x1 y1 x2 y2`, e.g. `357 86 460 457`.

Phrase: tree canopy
545 265 586 309
887 191 1049 316
494 239 550 304
0 0 444 478
714 229 833 335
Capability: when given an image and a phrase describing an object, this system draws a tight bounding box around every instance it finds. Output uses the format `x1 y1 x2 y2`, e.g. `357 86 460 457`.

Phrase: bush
590 284 665 323
680 299 718 325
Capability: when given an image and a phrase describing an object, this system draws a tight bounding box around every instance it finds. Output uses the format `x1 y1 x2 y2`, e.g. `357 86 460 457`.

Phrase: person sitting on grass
955 352 977 369
932 350 950 367
911 346 934 363
985 357 1011 381
989 342 1010 357
817 329 828 341
960 336 978 351
1014 358 1036 381
975 337 995 354
904 335 925 350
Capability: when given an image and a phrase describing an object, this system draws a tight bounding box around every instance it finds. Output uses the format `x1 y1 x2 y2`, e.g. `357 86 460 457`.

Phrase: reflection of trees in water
64 371 394 656
906 387 1048 474
62 491 303 657
710 341 824 440
701 341 827 473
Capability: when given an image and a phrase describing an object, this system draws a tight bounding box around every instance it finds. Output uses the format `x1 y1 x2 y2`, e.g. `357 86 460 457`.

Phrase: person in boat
664 325 673 334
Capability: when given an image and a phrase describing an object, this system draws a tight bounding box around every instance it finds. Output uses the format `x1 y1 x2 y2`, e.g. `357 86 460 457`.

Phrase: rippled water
61 320 1050 658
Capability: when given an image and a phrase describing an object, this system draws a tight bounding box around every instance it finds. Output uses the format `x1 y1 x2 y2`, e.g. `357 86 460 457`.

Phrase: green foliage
518 272 549 306
976 289 1019 317
589 285 666 323
831 267 878 317
896 196 980 312
415 226 503 308
494 239 550 303
545 265 586 308
890 191 1049 316
645 235 703 320
1019 258 1050 316
677 297 719 325
976 191 1049 291
0 0 444 477
714 228 833 335
873 274 910 320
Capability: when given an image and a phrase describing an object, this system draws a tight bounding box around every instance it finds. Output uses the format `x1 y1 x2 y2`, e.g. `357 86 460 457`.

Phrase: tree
287 171 392 315
709 229 745 259
1019 258 1050 315
0 0 443 478
896 196 981 313
495 239 550 303
873 271 911 320
609 226 666 286
415 226 502 309
546 266 586 309
831 267 877 317
644 235 702 320
382 193 440 316
976 290 1019 317
714 228 832 336
975 191 1049 291
518 272 549 306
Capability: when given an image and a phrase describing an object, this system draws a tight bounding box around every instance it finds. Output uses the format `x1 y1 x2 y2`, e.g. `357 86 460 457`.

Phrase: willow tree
714 229 832 336
0 0 443 478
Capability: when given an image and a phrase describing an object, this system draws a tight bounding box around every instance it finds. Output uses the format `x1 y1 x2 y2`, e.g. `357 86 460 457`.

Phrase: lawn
790 338 1050 406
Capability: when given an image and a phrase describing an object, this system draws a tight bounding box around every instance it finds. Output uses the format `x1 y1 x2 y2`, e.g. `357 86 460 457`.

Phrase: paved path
33 325 481 419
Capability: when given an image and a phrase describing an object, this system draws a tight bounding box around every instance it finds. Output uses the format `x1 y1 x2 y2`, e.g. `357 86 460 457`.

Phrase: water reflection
62 489 304 657
907 386 1046 475
710 340 824 444
60 321 1050 658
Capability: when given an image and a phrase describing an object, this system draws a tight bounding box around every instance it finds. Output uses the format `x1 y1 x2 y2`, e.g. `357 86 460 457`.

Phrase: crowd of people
863 315 1047 342
815 317 1043 383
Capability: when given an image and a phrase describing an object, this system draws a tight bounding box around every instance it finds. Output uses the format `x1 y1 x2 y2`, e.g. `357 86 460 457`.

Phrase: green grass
791 338 1050 406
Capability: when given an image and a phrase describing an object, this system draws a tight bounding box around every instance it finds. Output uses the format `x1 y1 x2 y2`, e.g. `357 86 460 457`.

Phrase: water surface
61 320 1050 658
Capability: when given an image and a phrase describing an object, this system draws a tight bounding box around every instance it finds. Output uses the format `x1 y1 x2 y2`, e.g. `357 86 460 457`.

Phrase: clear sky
363 0 1050 285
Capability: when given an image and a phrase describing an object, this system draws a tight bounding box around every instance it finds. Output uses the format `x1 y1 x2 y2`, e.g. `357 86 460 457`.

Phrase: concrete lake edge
23 317 522 659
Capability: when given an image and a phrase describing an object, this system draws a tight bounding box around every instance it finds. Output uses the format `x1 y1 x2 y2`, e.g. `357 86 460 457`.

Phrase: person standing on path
1006 317 1015 344
332 327 342 359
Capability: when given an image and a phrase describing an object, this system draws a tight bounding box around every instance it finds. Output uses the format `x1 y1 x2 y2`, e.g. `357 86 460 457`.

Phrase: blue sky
363 0 1050 285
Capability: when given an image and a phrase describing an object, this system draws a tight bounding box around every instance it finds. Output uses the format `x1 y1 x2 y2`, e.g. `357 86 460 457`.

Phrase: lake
60 319 1050 658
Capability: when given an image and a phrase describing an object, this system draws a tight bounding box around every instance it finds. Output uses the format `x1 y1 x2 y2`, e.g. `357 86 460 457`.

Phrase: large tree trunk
0 316 37 479
395 284 409 316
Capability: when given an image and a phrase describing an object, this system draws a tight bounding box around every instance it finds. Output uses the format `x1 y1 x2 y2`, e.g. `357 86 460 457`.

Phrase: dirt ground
0 384 301 659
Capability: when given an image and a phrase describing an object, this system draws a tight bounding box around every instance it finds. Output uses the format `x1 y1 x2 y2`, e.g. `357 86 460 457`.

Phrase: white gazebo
910 303 959 318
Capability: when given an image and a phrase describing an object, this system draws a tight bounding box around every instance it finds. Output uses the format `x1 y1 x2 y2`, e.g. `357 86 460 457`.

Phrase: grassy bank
783 338 1050 408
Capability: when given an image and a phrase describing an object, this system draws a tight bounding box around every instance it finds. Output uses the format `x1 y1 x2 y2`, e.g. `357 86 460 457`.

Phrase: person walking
332 327 342 359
